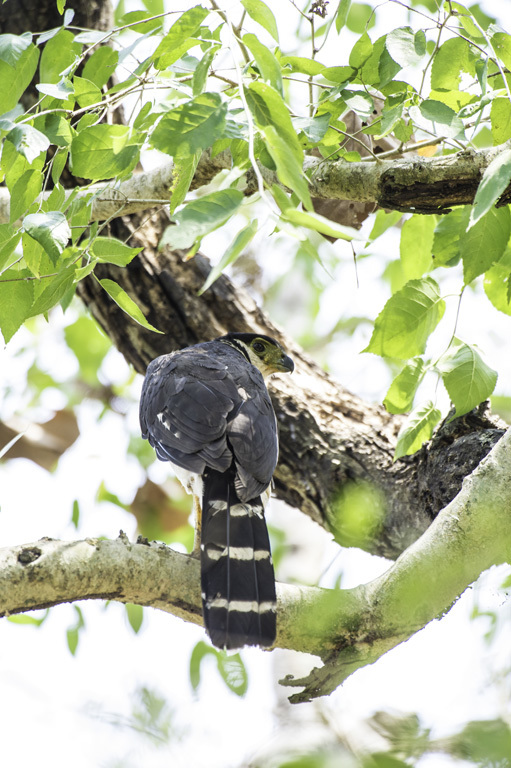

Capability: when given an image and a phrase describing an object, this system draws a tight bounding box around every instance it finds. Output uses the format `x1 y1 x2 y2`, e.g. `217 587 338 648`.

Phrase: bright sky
1 1 510 766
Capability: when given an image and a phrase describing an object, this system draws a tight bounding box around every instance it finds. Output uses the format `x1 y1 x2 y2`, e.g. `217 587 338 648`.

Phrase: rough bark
3 145 511 225
3 427 511 700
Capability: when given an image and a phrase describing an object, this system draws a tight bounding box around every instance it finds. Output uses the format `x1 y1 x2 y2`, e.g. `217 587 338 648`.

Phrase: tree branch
3 426 510 701
1 143 509 225
283 425 511 701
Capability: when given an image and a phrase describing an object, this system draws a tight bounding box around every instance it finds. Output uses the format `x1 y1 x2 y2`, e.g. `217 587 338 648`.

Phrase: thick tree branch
283 425 511 701
3 427 510 700
1 143 509 225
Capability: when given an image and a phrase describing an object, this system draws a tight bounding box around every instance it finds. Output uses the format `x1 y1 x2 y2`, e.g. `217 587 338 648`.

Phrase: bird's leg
191 494 202 557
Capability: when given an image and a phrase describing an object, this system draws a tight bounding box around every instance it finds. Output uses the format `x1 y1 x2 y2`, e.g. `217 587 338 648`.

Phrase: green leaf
70 124 142 181
400 215 435 280
188 641 248 696
91 237 142 267
82 45 118 88
199 220 258 295
394 401 441 459
192 46 218 97
281 208 360 241
418 99 464 138
126 603 144 634
71 499 80 528
346 2 375 33
29 262 77 317
491 32 511 72
294 114 330 144
52 148 69 184
7 609 49 627
66 605 85 656
363 277 445 359
432 206 469 268
366 209 403 244
484 248 511 315
217 653 248 697
431 37 473 90
73 75 102 108
468 149 511 229
349 31 372 70
0 272 34 342
153 5 209 68
462 206 510 284
23 212 70 262
99 278 163 333
361 35 401 88
263 125 312 211
245 81 302 168
189 640 216 692
436 339 498 419
384 357 425 414
241 0 279 42
491 98 511 144
9 169 42 223
0 223 21 272
169 151 201 215
36 79 74 100
6 124 50 164
386 27 426 68
0 32 32 66
335 0 352 32
44 114 74 147
40 28 81 84
321 65 355 83
160 189 244 250
22 232 44 277
0 38 39 113
243 33 282 94
151 92 227 158
280 56 324 76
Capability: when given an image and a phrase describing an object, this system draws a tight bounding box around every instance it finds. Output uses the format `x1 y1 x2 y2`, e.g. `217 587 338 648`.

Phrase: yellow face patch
247 337 294 376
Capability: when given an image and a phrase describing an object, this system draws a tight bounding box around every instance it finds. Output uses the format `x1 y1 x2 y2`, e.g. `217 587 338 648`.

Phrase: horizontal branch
0 532 339 657
0 149 232 226
1 143 508 225
3 427 510 701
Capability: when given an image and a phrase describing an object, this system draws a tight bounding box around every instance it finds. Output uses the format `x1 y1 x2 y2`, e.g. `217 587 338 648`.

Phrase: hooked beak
275 353 294 373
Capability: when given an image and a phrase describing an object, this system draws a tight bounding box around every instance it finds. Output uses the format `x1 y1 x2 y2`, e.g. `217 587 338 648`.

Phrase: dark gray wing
140 342 279 500
140 347 239 474
227 366 278 501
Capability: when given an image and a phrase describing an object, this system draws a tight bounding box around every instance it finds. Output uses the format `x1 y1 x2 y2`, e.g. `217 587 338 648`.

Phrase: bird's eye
252 341 265 354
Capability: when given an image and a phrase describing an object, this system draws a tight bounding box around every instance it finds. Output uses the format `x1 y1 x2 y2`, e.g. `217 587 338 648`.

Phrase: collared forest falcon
139 333 294 650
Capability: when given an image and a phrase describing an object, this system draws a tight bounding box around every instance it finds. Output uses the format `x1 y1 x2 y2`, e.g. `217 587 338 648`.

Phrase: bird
139 332 294 650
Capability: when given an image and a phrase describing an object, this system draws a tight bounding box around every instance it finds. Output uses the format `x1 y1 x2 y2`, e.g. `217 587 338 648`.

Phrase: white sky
1 1 511 766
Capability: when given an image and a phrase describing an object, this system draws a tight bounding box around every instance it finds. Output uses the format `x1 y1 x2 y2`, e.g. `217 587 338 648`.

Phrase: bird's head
220 333 294 378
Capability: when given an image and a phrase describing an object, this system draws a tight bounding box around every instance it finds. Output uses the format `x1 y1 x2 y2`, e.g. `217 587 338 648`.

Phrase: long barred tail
200 468 276 650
